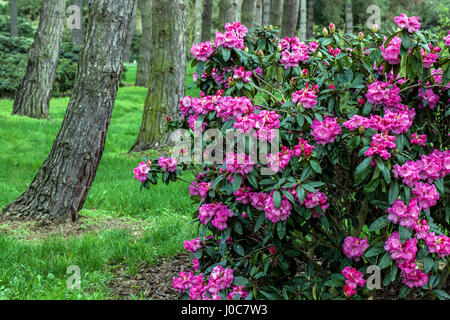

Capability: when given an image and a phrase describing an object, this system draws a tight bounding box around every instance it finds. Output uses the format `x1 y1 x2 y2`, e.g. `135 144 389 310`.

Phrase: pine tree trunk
307 0 314 38
254 0 263 25
135 0 152 87
299 0 306 41
123 1 138 62
281 0 299 37
262 0 270 25
241 0 256 28
130 0 186 152
71 0 84 45
345 0 353 34
2 0 136 223
12 0 66 119
270 0 283 29
193 0 203 44
219 0 242 27
201 0 212 41
10 0 18 37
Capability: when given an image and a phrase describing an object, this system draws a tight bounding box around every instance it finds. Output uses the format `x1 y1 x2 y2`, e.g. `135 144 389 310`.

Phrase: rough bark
12 0 66 119
281 0 299 37
2 0 136 223
269 0 283 29
241 0 256 28
218 0 242 27
299 0 306 41
262 0 270 25
10 0 18 37
71 0 84 45
307 0 314 38
345 0 353 34
254 0 263 25
201 0 212 41
130 0 186 152
135 0 152 87
193 0 203 44
123 1 138 62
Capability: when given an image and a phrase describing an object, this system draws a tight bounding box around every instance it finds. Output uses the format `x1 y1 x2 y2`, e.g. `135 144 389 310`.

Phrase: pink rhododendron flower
308 41 319 53
184 237 202 253
413 219 430 240
279 36 309 68
394 13 421 33
421 45 439 69
410 133 427 146
399 262 428 288
233 66 252 83
384 231 417 265
425 233 450 258
291 83 318 109
342 267 366 296
303 190 329 218
191 41 215 61
365 81 401 106
380 36 401 64
198 202 234 230
264 191 292 223
234 110 281 142
387 199 420 228
133 161 150 183
227 285 248 300
364 133 396 160
342 236 369 261
412 182 439 210
293 137 314 158
267 146 292 173
214 22 247 50
158 156 177 172
418 87 439 109
445 31 450 46
310 116 341 145
224 152 254 176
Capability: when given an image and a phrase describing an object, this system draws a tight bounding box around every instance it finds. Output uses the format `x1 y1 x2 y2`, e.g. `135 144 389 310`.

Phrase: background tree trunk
2 0 136 223
123 1 138 62
241 0 256 28
345 0 353 34
201 0 212 41
270 0 283 29
71 0 84 45
135 0 152 87
299 0 306 40
130 0 186 152
193 0 203 44
12 0 66 119
254 0 263 25
281 0 299 37
262 0 270 25
307 0 314 38
218 0 242 27
10 0 18 37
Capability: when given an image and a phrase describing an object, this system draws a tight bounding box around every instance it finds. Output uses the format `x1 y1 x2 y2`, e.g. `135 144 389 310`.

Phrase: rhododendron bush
134 18 449 300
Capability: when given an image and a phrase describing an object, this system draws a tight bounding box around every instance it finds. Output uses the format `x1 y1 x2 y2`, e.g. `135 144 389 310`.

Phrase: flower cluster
263 191 293 223
224 152 255 176
190 41 215 61
410 133 427 146
215 22 248 50
184 237 202 253
342 236 369 261
267 146 292 173
365 81 401 107
380 36 401 65
133 161 150 183
420 44 439 69
233 109 281 142
291 83 319 109
303 190 329 218
342 267 366 297
384 231 418 265
394 13 421 33
387 199 420 228
158 156 177 172
293 137 314 158
233 66 252 83
310 116 341 145
364 133 396 160
279 36 309 69
198 202 234 230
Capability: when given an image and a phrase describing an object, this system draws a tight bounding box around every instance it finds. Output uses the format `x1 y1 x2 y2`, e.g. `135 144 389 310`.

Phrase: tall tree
10 0 18 37
262 0 270 25
241 0 256 28
281 0 299 37
255 0 263 25
299 0 307 40
270 0 283 29
218 0 242 27
193 0 203 44
345 0 353 34
201 0 212 41
307 0 314 38
12 0 66 119
123 1 138 62
71 0 84 45
136 0 152 87
2 0 136 222
130 0 186 152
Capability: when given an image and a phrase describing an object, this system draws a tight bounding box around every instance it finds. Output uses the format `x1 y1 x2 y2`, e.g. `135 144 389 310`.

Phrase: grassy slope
0 64 198 299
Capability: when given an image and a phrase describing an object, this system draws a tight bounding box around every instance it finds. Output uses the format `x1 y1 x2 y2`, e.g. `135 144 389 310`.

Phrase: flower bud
277 44 282 52
372 24 379 32
301 69 309 78
358 32 364 41
358 126 365 134
243 46 249 53
329 23 336 34
322 27 328 37
317 51 323 58
258 50 264 58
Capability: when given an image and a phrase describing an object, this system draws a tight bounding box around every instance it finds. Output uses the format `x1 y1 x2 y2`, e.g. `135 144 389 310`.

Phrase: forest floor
0 64 198 299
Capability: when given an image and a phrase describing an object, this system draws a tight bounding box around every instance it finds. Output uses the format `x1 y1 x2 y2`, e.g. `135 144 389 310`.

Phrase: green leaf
234 222 243 235
424 256 433 273
365 246 386 258
399 225 411 243
233 276 249 286
369 215 390 232
433 290 450 300
273 191 282 209
364 178 379 193
388 181 399 204
277 222 286 239
233 244 245 256
378 252 393 270
354 157 373 185
376 159 391 184
254 213 265 232
398 286 411 299
232 174 242 192
310 160 322 174
296 186 305 204
222 48 231 61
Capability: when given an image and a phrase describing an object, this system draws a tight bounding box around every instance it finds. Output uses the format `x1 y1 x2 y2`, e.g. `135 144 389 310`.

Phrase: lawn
0 63 199 299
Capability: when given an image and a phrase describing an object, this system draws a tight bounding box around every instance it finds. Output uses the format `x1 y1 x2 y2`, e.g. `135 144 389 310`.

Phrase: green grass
0 65 199 299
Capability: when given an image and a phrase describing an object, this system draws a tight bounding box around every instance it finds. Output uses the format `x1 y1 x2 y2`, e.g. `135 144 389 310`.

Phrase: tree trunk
10 0 18 37
218 0 242 27
241 0 256 28
12 0 66 119
307 0 314 38
135 0 152 87
71 0 84 45
130 0 186 152
299 0 306 41
254 0 263 25
269 0 283 29
262 0 270 25
345 0 353 34
201 0 212 41
193 0 203 44
281 0 299 38
2 0 136 223
123 1 138 62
